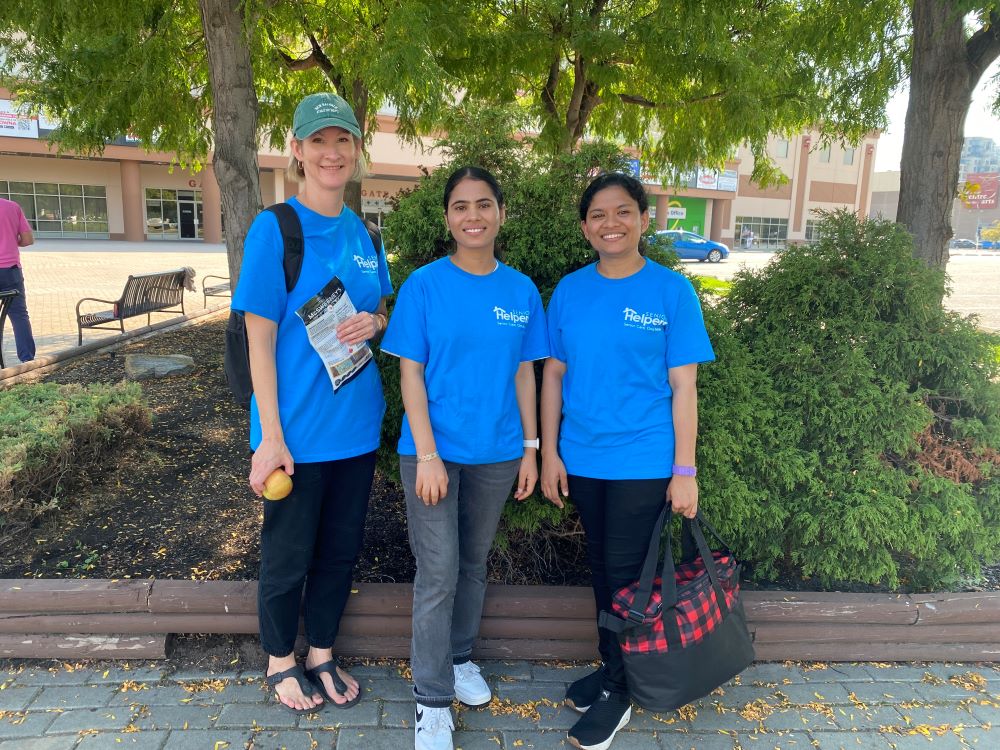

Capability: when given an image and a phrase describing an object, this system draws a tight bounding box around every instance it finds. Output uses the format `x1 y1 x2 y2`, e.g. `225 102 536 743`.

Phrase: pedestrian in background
0 197 36 363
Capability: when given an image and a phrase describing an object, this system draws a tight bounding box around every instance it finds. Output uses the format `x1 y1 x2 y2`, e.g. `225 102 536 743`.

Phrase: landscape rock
124 353 195 380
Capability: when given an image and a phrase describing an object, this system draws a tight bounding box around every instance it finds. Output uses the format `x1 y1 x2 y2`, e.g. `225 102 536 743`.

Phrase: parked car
651 229 730 262
949 238 978 249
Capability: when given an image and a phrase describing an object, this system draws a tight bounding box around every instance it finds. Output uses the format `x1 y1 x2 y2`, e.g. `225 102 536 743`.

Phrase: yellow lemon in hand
263 469 293 501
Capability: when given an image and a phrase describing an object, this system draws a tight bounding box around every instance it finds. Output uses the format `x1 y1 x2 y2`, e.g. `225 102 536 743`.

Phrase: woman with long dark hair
541 172 715 750
382 166 548 750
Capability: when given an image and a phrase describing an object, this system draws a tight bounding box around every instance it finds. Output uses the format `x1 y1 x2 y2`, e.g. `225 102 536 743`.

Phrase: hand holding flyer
296 276 373 391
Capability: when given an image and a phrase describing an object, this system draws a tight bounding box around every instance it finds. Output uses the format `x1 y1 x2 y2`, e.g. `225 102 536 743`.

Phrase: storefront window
84 194 109 233
0 181 110 238
145 187 201 240
805 219 822 244
734 216 789 249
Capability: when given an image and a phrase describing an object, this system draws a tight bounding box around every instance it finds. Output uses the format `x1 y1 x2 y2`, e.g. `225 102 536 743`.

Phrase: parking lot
687 250 1000 332
2 243 998 367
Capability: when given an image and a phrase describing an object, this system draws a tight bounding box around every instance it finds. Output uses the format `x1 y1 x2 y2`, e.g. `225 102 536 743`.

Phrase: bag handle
626 507 733 649
624 505 671 624
663 514 728 610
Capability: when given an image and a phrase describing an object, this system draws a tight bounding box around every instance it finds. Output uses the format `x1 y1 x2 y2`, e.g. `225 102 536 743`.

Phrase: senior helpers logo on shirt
623 307 668 331
493 306 530 329
353 254 379 273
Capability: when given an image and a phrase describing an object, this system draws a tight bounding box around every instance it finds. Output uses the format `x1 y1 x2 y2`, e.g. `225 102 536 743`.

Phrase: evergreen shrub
0 381 151 543
376 118 1000 589
705 212 1000 589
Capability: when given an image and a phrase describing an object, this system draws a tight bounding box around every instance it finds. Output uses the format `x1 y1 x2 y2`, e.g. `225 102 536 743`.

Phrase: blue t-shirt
546 259 714 480
382 257 549 464
231 198 393 462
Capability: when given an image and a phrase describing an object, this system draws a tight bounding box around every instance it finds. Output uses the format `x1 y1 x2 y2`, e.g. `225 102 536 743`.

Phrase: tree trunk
345 78 370 217
198 0 262 286
897 0 982 273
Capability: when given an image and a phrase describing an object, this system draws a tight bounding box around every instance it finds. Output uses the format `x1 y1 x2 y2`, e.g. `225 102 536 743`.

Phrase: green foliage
377 112 651 543
379 129 1000 590
0 382 151 544
704 212 1000 589
453 0 908 183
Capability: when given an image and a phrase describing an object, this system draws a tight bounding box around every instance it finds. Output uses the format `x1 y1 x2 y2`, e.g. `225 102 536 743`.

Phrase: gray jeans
401 454 520 707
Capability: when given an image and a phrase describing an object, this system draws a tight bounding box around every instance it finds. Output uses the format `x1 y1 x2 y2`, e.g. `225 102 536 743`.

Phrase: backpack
223 202 383 409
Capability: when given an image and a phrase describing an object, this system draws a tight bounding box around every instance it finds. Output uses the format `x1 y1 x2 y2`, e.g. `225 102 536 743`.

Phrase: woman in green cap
231 92 393 714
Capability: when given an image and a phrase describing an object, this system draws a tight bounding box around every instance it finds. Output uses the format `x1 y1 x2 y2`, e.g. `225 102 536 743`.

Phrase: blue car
651 230 730 263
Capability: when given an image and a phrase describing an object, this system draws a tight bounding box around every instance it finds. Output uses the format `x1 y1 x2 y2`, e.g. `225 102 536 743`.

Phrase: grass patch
692 276 733 296
0 382 151 544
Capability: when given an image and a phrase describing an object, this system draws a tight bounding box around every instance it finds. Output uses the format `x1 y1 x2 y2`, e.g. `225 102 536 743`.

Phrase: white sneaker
453 661 492 706
415 704 454 750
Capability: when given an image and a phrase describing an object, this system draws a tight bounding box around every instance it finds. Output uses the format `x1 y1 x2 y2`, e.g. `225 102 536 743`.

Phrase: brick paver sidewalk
1 660 997 749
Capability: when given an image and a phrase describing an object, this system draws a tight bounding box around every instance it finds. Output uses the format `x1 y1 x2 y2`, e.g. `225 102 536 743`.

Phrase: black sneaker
567 689 631 750
564 665 604 713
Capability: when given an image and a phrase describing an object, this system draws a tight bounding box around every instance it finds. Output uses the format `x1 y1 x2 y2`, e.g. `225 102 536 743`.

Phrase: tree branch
540 55 561 121
619 93 656 107
618 90 728 108
966 9 1000 79
306 33 335 76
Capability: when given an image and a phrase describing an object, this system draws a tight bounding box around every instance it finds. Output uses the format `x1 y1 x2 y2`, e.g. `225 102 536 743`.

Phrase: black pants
258 452 376 656
569 474 669 694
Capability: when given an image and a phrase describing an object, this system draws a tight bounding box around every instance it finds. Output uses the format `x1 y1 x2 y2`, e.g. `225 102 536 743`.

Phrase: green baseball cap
292 92 361 139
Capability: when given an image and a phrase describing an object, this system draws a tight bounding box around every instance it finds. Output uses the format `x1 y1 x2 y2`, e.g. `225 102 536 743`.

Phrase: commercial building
1 89 877 250
870 169 1000 244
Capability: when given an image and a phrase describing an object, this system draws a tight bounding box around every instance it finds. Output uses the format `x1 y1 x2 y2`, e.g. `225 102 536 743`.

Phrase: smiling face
291 126 359 193
580 185 650 259
445 177 505 253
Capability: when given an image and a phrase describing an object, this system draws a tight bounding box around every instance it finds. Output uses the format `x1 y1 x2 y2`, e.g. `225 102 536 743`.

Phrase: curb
0 304 230 387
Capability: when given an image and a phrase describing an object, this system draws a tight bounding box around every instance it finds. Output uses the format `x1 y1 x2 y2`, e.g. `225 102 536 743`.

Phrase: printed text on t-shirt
353 254 379 273
623 307 668 330
494 306 530 328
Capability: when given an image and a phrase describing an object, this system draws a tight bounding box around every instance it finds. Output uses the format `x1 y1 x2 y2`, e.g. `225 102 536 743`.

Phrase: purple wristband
671 464 697 477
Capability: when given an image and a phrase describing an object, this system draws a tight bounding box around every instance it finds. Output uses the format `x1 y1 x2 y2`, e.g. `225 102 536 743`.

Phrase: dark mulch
0 316 590 587
3 316 992 593
0 318 413 583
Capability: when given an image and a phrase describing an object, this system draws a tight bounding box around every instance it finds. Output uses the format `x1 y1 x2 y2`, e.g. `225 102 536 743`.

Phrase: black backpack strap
265 203 304 292
362 218 383 257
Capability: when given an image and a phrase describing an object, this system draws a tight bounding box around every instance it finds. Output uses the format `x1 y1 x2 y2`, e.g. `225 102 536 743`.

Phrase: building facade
1 89 878 250
870 169 1000 244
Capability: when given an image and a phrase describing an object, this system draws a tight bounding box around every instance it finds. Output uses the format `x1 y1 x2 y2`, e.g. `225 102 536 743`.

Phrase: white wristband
523 439 539 449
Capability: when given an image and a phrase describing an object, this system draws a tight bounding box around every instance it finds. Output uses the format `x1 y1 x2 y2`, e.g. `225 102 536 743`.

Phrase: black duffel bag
598 506 755 712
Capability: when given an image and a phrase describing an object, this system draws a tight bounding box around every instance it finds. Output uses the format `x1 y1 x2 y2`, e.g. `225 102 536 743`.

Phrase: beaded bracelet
417 451 440 463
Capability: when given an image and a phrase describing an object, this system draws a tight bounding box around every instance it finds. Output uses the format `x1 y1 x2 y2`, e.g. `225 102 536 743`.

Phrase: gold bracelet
416 451 439 463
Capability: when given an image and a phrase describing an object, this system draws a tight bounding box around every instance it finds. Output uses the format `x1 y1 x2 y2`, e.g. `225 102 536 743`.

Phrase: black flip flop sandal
265 664 324 715
305 659 362 708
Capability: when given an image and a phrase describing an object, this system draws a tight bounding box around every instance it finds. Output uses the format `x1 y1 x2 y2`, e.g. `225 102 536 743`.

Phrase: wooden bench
76 269 187 345
0 289 19 368
202 274 231 306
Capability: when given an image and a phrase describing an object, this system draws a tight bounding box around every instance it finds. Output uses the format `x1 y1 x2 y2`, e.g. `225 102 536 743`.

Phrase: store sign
717 169 738 192
667 207 687 219
0 99 39 139
962 172 999 209
642 166 738 193
697 169 719 190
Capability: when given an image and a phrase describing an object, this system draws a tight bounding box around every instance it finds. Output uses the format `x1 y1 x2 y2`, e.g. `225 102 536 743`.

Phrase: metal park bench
76 269 187 345
201 275 231 306
0 289 19 368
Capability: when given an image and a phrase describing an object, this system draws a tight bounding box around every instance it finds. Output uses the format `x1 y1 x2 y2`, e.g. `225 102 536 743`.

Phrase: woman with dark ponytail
381 166 549 750
541 172 715 750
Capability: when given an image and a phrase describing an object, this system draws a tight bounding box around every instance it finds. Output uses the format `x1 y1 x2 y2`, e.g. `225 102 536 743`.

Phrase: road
686 250 1000 332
